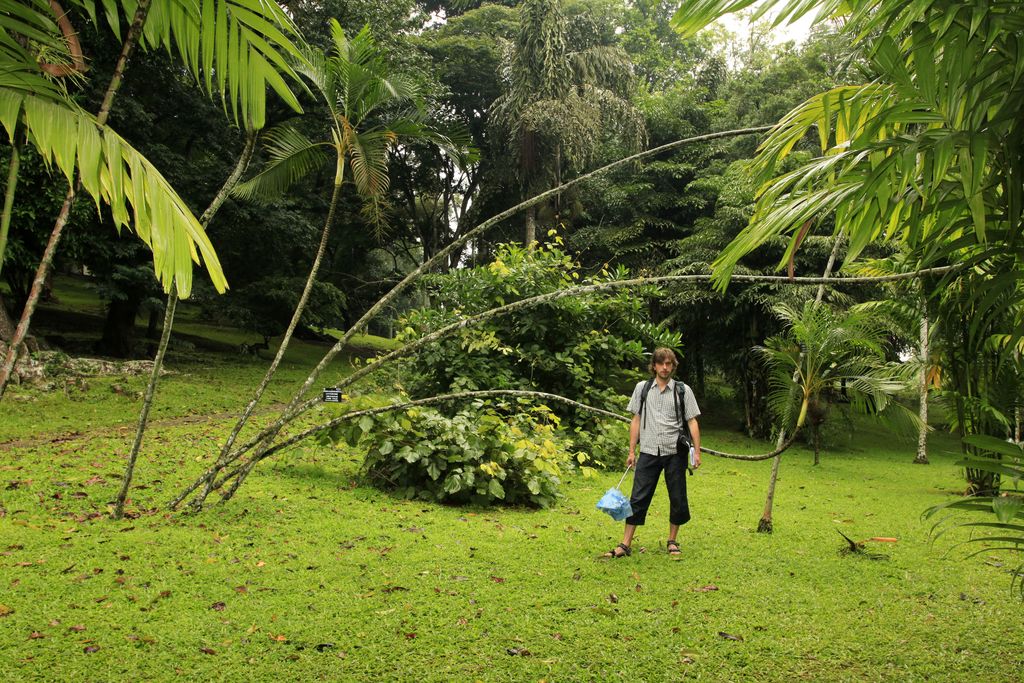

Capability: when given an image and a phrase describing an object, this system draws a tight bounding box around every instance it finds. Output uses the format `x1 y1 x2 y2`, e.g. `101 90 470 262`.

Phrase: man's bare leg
667 523 681 555
605 524 637 557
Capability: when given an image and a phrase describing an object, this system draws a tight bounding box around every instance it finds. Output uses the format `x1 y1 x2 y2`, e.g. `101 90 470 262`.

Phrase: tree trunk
813 424 820 466
0 293 14 342
914 300 930 464
112 288 176 519
98 296 141 358
524 204 537 247
758 452 782 533
0 0 152 399
1016 383 1022 444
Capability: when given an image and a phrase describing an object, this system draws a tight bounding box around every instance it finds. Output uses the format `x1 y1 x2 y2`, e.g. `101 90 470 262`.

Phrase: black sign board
322 387 342 403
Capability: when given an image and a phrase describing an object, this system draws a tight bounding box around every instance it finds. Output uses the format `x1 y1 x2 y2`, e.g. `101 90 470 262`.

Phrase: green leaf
992 496 1024 524
962 435 1024 458
487 478 505 500
358 416 374 432
3 88 226 296
427 461 441 480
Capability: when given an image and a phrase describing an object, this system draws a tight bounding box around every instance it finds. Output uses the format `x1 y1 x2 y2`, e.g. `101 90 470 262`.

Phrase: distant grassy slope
1 274 399 439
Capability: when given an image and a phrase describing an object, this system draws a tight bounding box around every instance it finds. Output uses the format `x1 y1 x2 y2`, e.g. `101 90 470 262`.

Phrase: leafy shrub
327 399 590 507
397 239 680 451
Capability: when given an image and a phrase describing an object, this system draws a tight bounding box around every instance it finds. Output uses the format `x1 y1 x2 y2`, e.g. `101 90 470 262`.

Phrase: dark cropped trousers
625 451 690 526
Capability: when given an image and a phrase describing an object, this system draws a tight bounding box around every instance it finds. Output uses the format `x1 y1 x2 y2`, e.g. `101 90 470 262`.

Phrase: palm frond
231 125 328 202
2 87 226 296
82 0 307 128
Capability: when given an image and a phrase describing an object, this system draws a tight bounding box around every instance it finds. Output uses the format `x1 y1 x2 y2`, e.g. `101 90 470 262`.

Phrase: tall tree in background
490 0 645 245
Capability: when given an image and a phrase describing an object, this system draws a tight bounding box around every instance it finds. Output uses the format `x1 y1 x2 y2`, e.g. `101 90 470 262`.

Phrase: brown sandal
603 542 632 558
667 539 681 555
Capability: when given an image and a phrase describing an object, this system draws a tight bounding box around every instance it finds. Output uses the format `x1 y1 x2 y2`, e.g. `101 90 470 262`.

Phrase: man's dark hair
648 347 678 375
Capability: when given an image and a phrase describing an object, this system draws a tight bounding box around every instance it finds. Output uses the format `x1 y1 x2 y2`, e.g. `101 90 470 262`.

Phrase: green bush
330 399 591 507
397 239 679 454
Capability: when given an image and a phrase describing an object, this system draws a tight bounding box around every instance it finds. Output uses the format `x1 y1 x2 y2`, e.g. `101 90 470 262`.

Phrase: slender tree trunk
758 232 843 532
813 424 820 466
0 0 152 400
757 450 783 533
0 136 21 276
524 204 537 247
0 293 14 342
98 295 141 358
192 177 345 510
914 297 930 464
1013 350 1022 444
113 128 257 519
112 288 175 519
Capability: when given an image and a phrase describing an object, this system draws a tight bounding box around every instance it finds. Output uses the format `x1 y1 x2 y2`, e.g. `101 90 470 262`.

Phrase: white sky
716 5 818 46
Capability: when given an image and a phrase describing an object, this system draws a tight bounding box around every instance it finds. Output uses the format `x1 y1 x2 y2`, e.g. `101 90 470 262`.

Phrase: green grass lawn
1 374 1019 681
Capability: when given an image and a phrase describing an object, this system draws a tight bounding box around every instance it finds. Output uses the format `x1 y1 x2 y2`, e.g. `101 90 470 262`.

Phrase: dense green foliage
334 400 586 507
925 434 1024 597
398 240 675 407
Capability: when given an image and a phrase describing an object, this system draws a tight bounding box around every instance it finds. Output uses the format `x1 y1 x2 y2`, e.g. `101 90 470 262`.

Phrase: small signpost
322 387 342 403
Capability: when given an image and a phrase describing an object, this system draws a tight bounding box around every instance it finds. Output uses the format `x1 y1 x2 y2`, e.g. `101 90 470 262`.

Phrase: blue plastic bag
596 466 633 521
596 487 632 521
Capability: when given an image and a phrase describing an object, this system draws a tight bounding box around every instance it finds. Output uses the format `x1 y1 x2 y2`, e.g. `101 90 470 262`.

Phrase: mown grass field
1 355 1020 681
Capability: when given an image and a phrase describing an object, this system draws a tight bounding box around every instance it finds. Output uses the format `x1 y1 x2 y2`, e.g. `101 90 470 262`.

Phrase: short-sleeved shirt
627 378 701 456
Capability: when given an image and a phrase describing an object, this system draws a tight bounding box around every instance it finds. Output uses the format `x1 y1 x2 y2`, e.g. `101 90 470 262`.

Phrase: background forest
3 0 880 407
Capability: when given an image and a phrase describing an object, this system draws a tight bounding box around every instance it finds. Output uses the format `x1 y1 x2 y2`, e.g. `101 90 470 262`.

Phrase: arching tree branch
202 389 804 501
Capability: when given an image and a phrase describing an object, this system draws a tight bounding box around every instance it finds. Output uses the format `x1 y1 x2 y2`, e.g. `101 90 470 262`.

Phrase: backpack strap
673 381 694 446
639 378 654 429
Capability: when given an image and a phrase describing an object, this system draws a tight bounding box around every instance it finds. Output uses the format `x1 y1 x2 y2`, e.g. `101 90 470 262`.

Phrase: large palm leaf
4 0 305 128
670 1 1023 295
0 88 225 295
1 0 309 294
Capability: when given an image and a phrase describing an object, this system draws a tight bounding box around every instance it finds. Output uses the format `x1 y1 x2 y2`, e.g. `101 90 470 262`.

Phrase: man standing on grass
604 347 701 558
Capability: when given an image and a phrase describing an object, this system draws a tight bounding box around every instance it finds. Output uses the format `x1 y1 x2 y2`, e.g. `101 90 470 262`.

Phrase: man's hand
626 452 636 468
692 450 702 470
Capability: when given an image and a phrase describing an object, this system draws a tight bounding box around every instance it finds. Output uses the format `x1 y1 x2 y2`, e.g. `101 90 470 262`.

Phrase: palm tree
0 0 307 397
195 21 454 508
490 0 645 245
756 300 916 529
674 0 1023 499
